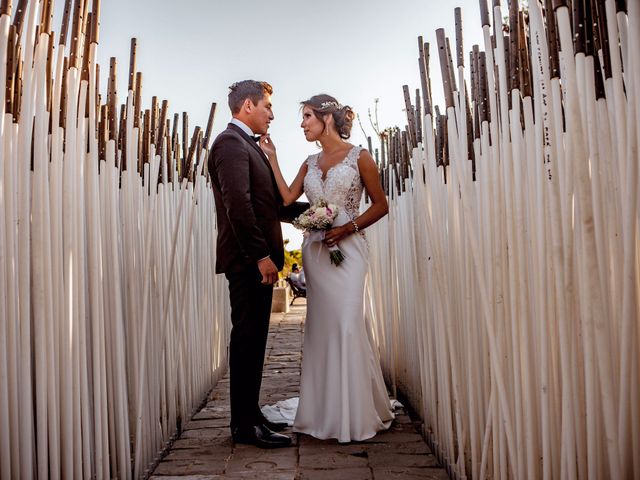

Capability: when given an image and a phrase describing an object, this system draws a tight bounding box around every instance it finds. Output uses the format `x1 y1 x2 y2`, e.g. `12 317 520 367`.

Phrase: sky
53 0 489 249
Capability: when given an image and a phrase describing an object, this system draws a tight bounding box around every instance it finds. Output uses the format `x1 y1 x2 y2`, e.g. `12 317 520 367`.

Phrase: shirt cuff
257 255 271 263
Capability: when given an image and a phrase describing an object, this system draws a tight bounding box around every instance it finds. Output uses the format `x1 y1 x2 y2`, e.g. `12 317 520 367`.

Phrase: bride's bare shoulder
297 159 310 175
302 154 318 169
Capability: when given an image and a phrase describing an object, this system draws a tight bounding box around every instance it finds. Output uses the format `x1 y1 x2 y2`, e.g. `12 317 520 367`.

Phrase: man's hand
257 257 279 285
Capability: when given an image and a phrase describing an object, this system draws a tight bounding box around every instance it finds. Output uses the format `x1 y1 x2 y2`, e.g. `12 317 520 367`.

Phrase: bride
260 94 394 442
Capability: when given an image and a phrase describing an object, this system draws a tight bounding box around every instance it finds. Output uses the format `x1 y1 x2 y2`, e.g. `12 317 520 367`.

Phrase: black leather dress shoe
232 424 292 448
261 418 289 432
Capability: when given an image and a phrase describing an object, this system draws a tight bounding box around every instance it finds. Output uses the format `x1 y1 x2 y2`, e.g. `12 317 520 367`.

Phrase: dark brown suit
208 123 306 429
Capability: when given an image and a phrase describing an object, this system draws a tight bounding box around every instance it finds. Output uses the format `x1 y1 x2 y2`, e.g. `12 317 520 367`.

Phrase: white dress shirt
230 117 254 137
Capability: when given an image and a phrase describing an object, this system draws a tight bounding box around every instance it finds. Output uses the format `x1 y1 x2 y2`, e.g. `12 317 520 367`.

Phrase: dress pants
225 266 274 429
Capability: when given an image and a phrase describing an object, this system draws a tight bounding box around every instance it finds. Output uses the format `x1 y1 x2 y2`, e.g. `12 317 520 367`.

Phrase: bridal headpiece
320 101 342 110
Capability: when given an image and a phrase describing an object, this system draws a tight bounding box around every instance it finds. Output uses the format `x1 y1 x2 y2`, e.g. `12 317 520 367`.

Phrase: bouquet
293 199 345 266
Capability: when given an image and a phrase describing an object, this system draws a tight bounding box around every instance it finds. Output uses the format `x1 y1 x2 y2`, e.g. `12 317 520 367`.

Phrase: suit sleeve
212 135 270 262
279 201 311 224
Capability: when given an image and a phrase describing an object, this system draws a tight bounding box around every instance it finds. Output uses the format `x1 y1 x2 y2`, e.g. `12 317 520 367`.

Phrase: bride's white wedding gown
285 145 394 442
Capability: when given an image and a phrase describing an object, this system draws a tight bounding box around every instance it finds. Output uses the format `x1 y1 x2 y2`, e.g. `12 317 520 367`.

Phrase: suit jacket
208 123 307 274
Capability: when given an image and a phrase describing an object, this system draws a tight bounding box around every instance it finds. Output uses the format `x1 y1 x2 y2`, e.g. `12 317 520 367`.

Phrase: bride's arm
260 135 307 206
323 149 388 247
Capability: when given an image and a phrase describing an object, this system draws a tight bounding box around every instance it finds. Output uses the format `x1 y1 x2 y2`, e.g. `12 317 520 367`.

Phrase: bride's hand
259 134 277 160
323 225 351 247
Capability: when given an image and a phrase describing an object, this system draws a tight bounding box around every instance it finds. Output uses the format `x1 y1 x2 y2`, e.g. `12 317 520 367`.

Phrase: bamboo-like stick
184 125 201 180
3 1 637 479
418 37 431 117
0 1 228 477
11 0 26 36
142 108 150 168
107 57 116 141
202 101 216 151
181 111 188 171
128 37 137 93
0 0 11 16
365 3 639 479
402 85 417 149
436 29 454 109
39 0 52 35
5 24 15 116
150 95 157 146
69 0 84 68
0 6 12 478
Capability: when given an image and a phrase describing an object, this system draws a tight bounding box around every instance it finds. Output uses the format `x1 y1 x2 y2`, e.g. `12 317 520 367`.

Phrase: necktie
251 135 261 143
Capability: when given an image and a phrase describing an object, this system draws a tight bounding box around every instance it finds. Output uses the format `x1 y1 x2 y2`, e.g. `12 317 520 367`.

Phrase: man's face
247 93 274 135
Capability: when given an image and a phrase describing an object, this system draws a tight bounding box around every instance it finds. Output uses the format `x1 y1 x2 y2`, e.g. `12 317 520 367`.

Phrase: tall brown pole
436 30 455 111
202 102 217 150
69 0 85 68
91 0 100 44
40 0 53 35
107 57 117 142
455 7 464 68
12 0 28 37
0 0 12 16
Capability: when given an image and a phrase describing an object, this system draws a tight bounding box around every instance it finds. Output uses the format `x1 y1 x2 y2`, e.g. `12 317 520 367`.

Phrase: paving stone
299 450 369 469
298 467 373 479
184 418 230 429
264 362 299 371
393 413 413 424
225 447 298 473
193 406 230 420
372 466 450 479
298 435 340 447
298 442 370 457
361 429 424 444
150 306 449 479
164 448 232 462
181 428 229 440
171 436 233 449
150 475 221 480
362 441 432 456
153 458 226 476
368 451 439 468
222 473 296 480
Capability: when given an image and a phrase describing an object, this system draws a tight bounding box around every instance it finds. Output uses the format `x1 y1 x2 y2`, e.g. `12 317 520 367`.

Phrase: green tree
282 239 303 277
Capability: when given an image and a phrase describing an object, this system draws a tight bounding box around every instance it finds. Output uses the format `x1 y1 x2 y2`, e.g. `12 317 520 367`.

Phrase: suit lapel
226 123 282 202
227 123 270 165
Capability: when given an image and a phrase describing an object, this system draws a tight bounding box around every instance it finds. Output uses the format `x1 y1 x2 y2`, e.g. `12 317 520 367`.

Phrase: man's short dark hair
228 80 273 114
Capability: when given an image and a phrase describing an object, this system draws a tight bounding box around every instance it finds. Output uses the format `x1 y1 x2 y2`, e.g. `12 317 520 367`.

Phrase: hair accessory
320 100 342 110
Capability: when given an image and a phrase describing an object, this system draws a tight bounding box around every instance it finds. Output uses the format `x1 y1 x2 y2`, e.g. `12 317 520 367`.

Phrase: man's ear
243 98 253 113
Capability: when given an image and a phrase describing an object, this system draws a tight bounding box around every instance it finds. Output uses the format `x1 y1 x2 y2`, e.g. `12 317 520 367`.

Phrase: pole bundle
0 1 229 478
367 1 639 478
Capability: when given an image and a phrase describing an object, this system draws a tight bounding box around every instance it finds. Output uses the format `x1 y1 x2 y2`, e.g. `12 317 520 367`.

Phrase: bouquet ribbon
304 230 344 265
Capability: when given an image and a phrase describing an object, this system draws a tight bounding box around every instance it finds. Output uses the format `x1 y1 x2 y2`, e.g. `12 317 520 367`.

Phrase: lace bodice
303 146 364 220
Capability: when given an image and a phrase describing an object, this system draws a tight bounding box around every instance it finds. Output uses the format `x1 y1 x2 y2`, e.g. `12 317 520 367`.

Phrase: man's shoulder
212 126 242 145
211 127 248 155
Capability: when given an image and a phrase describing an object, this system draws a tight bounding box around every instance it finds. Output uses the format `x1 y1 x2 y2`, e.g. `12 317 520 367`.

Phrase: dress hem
293 418 393 444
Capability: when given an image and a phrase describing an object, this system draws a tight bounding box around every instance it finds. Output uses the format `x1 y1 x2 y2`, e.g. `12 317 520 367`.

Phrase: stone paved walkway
150 301 449 479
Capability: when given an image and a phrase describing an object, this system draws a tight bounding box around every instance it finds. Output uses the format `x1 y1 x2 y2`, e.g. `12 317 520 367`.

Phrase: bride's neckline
316 145 357 182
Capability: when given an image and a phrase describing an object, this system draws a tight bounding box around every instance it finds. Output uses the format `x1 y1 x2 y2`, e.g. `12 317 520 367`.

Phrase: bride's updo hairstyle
301 94 355 139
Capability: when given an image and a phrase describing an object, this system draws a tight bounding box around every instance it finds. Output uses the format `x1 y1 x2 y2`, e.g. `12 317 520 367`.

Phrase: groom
208 80 306 448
